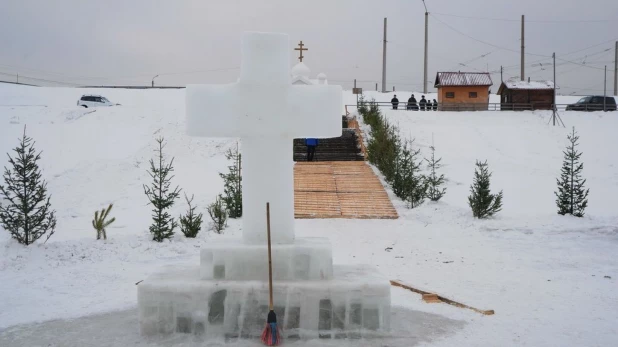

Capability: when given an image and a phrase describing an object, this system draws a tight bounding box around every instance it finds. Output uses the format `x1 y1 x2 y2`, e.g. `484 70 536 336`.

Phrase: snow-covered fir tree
0 127 57 245
219 144 242 218
468 160 503 219
424 145 446 202
143 137 181 242
555 127 589 217
394 140 427 208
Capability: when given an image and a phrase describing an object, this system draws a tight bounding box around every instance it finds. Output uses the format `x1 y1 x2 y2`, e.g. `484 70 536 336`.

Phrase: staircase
293 118 364 161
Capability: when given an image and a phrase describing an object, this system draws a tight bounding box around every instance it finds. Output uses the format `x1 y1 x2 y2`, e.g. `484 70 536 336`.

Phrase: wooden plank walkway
294 161 398 219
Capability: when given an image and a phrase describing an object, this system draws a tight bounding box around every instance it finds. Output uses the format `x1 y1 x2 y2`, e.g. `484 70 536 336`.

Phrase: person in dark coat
419 95 427 111
408 95 418 110
411 95 419 110
432 99 438 111
407 95 415 110
305 138 318 161
391 95 399 110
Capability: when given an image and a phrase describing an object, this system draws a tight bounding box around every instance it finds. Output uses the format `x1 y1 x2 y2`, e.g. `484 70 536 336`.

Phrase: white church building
290 41 328 85
291 62 328 85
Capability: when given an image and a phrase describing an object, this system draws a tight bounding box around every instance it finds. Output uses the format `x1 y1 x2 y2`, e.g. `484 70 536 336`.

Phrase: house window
469 92 478 98
446 92 455 98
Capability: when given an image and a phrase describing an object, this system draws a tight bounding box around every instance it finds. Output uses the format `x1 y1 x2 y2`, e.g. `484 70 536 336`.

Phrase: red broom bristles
260 322 281 346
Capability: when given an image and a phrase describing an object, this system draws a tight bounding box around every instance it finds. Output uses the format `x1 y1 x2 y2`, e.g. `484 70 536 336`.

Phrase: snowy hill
0 84 237 242
1 84 617 346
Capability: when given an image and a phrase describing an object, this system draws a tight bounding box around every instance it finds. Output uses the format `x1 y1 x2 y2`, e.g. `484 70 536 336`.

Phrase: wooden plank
390 280 495 316
294 166 334 175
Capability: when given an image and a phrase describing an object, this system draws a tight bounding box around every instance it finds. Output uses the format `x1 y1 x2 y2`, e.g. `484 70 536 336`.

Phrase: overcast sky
1 0 617 94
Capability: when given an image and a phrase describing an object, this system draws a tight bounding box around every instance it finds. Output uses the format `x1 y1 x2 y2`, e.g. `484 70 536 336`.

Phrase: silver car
77 94 115 108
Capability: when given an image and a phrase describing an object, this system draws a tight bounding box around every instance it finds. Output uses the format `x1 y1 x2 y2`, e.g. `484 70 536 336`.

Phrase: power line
522 49 614 75
556 57 614 72
475 46 615 75
0 71 82 86
555 38 618 58
446 49 503 71
433 12 618 23
432 14 618 74
0 63 240 85
430 14 551 58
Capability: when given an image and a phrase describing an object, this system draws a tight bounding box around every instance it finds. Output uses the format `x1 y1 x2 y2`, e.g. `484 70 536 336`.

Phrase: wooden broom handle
266 202 274 310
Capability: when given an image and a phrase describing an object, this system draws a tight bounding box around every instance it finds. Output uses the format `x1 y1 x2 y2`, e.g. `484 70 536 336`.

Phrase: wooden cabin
497 79 555 110
434 72 492 111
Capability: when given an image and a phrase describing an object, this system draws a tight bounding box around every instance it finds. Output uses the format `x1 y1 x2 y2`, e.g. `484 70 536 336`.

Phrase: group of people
391 94 437 111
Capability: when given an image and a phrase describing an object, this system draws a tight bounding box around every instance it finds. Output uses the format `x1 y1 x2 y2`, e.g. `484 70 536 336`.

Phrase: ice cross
186 32 342 245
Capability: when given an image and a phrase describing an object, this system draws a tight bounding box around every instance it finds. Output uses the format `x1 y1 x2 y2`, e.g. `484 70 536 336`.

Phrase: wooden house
434 72 492 111
497 79 555 110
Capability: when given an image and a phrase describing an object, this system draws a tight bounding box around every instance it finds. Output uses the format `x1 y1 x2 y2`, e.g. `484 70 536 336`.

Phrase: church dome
317 73 327 85
291 62 311 78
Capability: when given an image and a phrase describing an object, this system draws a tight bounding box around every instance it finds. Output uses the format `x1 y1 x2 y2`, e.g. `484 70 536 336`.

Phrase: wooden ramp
294 161 398 219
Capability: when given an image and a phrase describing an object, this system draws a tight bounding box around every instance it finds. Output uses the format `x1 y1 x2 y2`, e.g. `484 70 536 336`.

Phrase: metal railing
345 102 617 115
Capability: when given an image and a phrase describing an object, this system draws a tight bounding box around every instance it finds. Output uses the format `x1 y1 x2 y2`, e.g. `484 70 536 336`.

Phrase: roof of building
434 72 493 87
497 79 555 95
292 75 312 85
503 79 554 90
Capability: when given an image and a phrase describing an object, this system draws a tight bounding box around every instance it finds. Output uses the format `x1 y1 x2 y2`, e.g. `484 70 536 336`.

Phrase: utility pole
423 0 429 94
354 79 358 107
521 15 525 81
375 83 378 91
381 17 387 93
16 73 19 84
500 66 503 82
550 52 564 127
614 41 617 96
614 41 618 96
151 74 159 88
552 53 556 126
604 65 607 111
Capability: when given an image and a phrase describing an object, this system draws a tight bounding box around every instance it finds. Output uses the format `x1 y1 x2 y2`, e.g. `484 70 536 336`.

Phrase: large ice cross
186 32 342 245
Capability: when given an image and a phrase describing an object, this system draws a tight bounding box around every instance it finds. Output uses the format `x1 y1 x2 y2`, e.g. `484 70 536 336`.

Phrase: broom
260 202 281 346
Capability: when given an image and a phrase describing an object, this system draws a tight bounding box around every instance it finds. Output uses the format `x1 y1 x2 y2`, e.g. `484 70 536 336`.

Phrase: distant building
497 79 555 110
434 72 492 111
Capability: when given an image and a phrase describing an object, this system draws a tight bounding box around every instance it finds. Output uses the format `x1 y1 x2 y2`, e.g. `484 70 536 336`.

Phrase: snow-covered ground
1 84 617 346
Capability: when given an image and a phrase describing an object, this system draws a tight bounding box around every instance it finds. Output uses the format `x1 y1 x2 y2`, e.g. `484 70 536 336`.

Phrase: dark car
566 96 617 111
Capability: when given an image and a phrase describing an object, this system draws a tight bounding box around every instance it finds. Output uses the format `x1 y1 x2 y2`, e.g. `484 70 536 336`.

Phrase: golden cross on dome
294 41 308 62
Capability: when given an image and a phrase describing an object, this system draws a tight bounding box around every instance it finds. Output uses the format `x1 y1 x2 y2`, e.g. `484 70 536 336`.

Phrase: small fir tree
367 119 401 183
179 193 203 238
357 95 369 115
395 140 428 208
207 195 227 234
424 145 447 202
468 160 503 219
92 204 116 240
555 127 589 217
0 126 57 245
143 137 181 242
219 143 242 218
